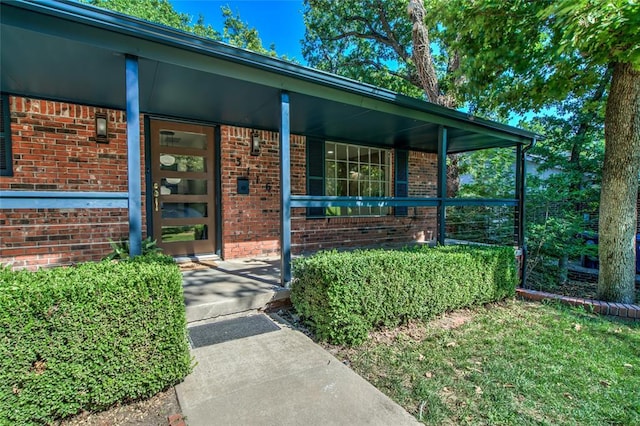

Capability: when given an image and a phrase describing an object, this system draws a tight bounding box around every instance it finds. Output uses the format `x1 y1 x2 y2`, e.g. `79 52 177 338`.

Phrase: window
307 139 393 217
0 94 11 176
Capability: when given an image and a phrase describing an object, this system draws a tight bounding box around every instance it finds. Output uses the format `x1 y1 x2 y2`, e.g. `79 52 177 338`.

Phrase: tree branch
374 0 411 61
340 58 415 84
570 65 614 168
325 31 392 46
325 12 410 65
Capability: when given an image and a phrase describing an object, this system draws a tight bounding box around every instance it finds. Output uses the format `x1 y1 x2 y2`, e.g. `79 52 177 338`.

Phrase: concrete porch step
181 257 289 323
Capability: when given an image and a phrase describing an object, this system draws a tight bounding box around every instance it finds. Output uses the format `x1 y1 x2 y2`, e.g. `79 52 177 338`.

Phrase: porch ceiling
0 0 537 154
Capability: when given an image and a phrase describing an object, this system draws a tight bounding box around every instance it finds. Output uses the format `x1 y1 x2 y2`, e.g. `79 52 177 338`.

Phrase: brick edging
516 288 640 320
168 413 186 426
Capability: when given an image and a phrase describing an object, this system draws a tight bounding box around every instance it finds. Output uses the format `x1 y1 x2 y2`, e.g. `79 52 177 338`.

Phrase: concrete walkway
181 257 289 322
175 313 419 426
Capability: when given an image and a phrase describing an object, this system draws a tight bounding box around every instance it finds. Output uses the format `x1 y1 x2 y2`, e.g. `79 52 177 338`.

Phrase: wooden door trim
149 119 217 256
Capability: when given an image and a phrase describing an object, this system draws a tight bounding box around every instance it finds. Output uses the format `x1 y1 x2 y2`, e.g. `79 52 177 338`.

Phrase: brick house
0 1 536 284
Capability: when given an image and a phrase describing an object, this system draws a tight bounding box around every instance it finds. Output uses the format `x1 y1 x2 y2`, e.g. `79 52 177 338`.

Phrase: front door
150 119 216 256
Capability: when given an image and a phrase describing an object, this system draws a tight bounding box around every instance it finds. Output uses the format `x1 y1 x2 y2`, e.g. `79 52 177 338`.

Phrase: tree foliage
220 6 277 55
458 148 515 199
85 0 277 55
303 0 423 97
433 0 604 116
547 0 640 67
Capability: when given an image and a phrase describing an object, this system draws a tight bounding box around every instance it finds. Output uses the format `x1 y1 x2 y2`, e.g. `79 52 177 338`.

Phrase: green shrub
291 245 518 346
0 254 192 425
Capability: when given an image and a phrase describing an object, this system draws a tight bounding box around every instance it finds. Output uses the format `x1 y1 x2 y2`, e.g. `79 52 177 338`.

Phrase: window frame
0 93 12 177
307 139 401 218
324 141 391 217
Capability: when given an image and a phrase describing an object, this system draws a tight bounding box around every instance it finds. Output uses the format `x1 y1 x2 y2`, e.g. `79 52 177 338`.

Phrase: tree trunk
447 154 460 197
407 0 461 196
598 62 640 303
558 255 568 284
407 0 440 105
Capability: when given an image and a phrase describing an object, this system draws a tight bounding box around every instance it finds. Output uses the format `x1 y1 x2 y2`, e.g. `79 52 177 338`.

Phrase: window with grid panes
323 142 391 216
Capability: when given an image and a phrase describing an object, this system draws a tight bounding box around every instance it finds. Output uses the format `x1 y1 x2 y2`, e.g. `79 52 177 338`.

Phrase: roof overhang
0 0 537 153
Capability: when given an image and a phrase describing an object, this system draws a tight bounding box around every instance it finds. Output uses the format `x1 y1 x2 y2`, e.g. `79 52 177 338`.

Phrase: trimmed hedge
291 245 518 345
0 255 193 425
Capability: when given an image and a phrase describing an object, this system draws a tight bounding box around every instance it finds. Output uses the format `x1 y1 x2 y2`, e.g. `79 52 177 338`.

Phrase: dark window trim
306 138 325 218
395 149 409 217
0 94 12 177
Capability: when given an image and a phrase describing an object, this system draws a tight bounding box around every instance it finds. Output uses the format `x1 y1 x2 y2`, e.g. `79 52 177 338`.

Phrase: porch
180 256 286 323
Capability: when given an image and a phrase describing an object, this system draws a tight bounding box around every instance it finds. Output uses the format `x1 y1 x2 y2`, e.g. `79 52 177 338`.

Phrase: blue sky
170 0 307 62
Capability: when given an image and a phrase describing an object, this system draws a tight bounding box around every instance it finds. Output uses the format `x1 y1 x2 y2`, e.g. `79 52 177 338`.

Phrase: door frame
144 115 222 257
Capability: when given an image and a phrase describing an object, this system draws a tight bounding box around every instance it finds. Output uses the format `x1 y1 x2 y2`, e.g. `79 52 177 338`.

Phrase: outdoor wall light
95 112 108 143
251 131 261 156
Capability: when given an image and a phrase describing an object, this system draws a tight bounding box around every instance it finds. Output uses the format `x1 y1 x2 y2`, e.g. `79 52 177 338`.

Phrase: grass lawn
328 300 639 425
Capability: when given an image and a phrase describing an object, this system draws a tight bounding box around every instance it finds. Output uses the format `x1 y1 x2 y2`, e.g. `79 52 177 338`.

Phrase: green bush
291 245 518 346
0 254 193 425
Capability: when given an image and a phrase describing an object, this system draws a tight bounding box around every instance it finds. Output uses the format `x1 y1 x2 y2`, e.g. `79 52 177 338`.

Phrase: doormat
188 315 281 348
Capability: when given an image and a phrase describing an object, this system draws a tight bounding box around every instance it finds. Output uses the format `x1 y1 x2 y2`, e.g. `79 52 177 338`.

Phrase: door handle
153 182 160 212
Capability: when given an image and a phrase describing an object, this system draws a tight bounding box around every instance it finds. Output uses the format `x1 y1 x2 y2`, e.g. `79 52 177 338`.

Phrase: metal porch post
126 55 142 256
518 139 534 286
515 144 524 247
279 91 292 287
437 126 448 245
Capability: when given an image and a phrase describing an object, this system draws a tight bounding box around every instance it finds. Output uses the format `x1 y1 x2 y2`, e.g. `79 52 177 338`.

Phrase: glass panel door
150 120 216 256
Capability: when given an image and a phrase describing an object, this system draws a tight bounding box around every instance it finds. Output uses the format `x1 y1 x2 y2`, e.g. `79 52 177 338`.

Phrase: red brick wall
408 150 438 240
218 126 438 258
220 127 290 258
0 96 146 269
0 209 129 269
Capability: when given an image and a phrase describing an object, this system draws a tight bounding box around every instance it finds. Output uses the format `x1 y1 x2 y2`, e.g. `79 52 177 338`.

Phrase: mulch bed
59 387 181 426
528 277 639 304
529 279 599 301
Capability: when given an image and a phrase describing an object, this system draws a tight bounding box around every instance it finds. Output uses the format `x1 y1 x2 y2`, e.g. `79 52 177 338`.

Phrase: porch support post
515 144 524 247
517 139 534 286
279 91 292 287
126 55 142 256
437 126 448 245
